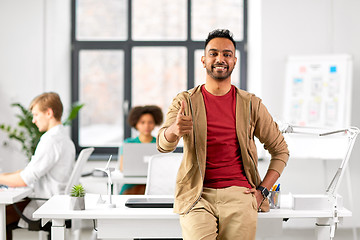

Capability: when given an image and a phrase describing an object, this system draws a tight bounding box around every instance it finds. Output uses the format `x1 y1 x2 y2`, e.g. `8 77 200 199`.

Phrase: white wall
0 0 71 172
249 0 360 227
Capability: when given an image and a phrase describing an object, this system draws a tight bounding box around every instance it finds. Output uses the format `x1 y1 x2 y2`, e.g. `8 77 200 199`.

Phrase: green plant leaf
1 103 43 160
63 102 84 126
70 184 86 197
1 102 83 161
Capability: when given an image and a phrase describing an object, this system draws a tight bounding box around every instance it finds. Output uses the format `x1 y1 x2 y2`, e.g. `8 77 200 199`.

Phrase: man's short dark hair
205 29 236 49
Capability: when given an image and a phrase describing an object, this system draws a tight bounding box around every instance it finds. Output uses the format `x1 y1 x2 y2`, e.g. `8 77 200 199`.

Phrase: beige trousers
180 186 258 240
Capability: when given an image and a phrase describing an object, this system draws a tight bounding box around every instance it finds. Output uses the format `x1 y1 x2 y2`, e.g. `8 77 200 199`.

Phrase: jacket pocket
251 194 258 211
176 163 197 185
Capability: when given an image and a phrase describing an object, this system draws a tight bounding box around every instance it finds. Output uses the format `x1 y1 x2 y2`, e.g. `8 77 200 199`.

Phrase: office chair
145 153 183 195
64 147 95 195
9 147 94 240
134 153 183 240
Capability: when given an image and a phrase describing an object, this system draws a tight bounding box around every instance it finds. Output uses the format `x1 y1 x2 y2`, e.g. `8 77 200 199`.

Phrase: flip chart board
283 54 353 129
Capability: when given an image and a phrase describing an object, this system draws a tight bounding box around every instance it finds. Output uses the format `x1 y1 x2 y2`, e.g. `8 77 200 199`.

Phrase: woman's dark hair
128 105 163 129
205 29 236 49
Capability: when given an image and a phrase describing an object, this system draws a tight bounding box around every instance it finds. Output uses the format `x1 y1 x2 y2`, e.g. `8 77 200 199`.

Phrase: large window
71 0 248 155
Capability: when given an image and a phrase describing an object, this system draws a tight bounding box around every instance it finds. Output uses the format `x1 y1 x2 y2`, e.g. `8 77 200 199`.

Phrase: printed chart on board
283 54 353 129
281 54 353 161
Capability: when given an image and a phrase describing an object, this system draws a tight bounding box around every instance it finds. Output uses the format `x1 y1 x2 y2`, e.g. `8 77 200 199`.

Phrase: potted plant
70 184 86 210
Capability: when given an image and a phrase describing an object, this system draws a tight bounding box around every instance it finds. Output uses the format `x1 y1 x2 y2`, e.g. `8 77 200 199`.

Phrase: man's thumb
178 100 186 116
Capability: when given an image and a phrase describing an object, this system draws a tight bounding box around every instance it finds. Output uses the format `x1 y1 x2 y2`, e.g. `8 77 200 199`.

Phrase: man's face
201 37 237 81
31 104 50 132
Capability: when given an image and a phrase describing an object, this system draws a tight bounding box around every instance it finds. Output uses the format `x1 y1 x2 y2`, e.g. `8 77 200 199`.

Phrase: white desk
0 187 33 240
81 170 147 194
33 194 351 240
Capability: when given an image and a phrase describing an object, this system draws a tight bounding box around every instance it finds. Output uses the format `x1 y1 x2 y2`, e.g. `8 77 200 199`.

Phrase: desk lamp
95 155 116 208
282 124 359 239
282 125 359 196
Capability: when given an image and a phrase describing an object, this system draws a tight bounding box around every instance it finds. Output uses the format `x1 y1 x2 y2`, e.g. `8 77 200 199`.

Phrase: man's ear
46 108 54 118
201 56 206 68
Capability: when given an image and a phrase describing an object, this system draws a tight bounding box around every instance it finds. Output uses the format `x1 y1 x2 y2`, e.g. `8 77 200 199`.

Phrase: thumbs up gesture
165 100 193 142
178 100 187 117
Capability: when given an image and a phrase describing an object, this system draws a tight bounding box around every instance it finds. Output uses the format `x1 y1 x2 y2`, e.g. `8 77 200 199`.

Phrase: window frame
71 0 248 155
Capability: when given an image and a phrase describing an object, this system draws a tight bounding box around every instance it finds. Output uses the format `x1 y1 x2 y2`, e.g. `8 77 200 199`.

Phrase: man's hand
245 188 264 209
244 170 280 209
0 171 27 187
164 100 193 142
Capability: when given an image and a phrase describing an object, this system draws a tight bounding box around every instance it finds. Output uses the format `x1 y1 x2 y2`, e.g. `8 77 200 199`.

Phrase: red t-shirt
201 85 251 189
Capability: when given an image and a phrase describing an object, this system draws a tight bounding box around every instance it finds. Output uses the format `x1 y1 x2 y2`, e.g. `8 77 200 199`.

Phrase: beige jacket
157 85 289 213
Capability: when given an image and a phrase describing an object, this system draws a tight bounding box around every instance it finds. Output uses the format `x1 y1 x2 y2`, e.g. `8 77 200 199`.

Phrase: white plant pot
70 196 85 210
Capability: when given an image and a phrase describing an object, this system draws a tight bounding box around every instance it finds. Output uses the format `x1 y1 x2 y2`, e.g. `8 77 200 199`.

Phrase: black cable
93 219 98 232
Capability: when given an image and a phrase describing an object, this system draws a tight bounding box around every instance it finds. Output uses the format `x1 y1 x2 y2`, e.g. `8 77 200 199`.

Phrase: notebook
121 143 159 177
125 197 174 208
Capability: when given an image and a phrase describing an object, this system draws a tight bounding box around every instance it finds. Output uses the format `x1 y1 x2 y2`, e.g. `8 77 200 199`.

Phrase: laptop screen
121 143 159 177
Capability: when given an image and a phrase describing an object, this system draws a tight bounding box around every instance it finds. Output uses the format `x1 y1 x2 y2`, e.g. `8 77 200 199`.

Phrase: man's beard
206 64 234 80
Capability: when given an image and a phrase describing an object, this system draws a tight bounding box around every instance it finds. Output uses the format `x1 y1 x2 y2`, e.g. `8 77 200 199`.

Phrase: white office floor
11 228 360 240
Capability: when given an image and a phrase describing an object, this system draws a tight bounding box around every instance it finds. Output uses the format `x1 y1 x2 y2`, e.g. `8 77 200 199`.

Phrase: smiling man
202 37 236 81
0 92 75 238
157 29 289 239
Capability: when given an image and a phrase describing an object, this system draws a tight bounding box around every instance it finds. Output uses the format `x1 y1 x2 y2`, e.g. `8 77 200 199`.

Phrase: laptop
125 197 174 208
121 143 159 177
